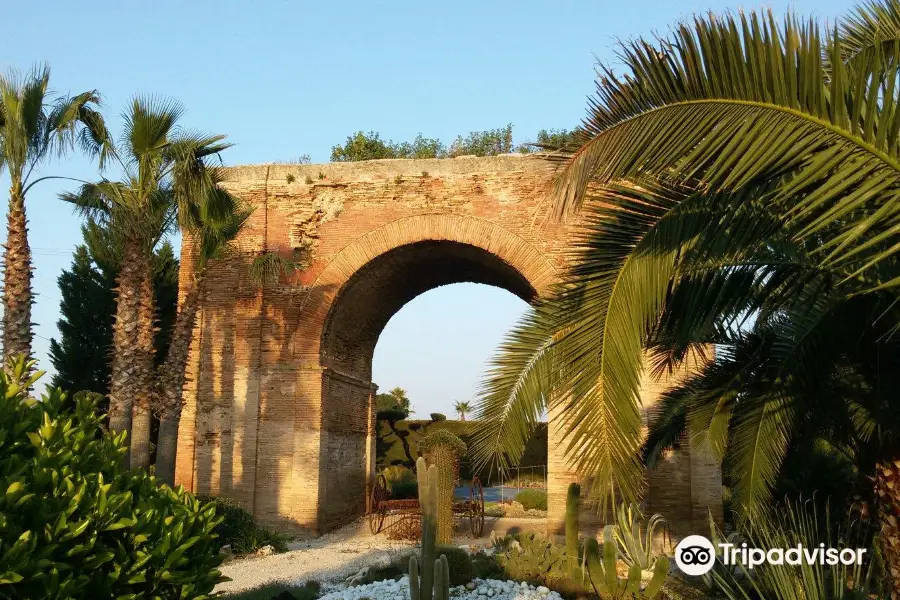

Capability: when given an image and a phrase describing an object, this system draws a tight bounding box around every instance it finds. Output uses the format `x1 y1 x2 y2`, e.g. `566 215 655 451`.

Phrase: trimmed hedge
376 420 547 484
515 489 548 511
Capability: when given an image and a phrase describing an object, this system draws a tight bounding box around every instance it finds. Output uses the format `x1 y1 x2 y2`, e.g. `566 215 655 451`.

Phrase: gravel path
215 519 414 595
215 517 548 596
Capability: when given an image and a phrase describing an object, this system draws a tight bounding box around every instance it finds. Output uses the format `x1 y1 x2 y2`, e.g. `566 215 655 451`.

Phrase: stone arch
176 157 722 536
292 214 557 365
306 215 556 529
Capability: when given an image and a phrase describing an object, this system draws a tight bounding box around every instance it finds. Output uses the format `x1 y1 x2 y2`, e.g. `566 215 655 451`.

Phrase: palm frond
472 178 706 507
123 95 184 165
839 0 900 70
469 299 565 478
248 251 299 286
549 10 900 283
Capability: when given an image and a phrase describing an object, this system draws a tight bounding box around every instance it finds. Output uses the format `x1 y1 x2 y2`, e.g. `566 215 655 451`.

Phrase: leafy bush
223 581 320 600
449 124 514 157
437 546 473 585
471 550 505 580
0 358 224 599
197 495 288 554
377 408 409 422
382 466 417 499
382 465 415 487
391 480 418 499
429 412 447 422
515 489 548 511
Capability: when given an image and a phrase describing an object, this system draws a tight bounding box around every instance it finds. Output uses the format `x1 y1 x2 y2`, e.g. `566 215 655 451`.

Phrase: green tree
0 65 112 361
331 131 399 161
470 3 900 593
49 245 114 395
331 131 447 161
448 124 513 157
63 96 234 470
516 128 578 153
376 387 415 466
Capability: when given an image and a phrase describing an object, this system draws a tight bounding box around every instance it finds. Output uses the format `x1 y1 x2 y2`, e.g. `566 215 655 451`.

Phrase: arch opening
315 240 539 531
320 240 537 382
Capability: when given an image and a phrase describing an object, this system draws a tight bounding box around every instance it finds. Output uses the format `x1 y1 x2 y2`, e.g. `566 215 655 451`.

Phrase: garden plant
0 356 224 599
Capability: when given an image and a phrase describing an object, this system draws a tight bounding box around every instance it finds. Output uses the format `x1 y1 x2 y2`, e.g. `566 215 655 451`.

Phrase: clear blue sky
1 0 848 416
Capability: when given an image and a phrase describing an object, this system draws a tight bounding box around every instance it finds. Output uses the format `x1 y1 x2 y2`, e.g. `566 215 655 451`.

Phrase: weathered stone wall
175 155 723 535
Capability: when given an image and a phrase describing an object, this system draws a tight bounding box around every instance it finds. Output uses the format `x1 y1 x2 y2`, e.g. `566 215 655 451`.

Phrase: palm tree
0 65 112 360
388 386 412 413
470 3 900 592
63 96 231 469
454 401 471 421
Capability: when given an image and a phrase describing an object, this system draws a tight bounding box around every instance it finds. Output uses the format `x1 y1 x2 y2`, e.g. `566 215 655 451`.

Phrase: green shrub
515 488 548 511
471 550 504 580
0 357 224 599
223 580 320 600
390 480 418 499
382 465 415 487
429 412 446 422
437 546 473 585
198 495 288 554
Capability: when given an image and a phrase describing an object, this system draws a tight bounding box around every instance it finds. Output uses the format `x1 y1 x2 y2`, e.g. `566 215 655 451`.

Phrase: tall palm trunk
875 459 900 598
130 262 157 470
155 280 202 486
3 180 32 361
109 236 143 465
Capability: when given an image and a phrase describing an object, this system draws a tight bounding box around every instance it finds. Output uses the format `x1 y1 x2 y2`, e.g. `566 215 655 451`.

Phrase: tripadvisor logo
674 535 867 576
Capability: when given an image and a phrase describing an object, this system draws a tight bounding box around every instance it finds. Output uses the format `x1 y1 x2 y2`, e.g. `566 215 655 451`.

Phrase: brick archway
174 156 722 535
303 215 556 529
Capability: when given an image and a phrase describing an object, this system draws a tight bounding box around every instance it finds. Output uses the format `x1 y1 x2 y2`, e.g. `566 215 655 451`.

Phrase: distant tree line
330 125 576 162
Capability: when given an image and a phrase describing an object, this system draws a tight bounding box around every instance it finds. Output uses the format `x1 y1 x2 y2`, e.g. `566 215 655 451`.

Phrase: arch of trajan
173 154 723 535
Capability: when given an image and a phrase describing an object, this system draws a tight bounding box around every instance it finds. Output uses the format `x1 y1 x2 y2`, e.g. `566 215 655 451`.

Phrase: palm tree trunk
154 280 203 486
876 459 900 598
130 261 157 470
109 236 143 466
3 180 33 361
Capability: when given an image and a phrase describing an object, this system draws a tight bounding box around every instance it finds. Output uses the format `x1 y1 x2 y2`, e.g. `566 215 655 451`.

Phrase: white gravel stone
316 577 564 600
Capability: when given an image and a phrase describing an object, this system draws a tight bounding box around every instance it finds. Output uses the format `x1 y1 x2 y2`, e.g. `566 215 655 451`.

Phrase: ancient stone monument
174 154 723 535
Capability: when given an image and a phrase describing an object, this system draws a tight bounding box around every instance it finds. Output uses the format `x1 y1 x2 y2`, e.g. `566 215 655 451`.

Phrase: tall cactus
565 482 581 578
430 445 455 543
583 526 669 599
410 457 451 600
419 430 466 544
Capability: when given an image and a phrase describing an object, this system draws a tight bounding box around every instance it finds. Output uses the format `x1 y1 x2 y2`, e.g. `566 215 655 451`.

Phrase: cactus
419 430 466 544
583 526 669 599
409 457 451 600
430 444 456 543
565 482 581 577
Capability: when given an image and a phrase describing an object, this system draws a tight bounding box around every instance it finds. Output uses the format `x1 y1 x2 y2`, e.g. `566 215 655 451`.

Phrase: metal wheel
368 473 388 534
469 477 485 537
